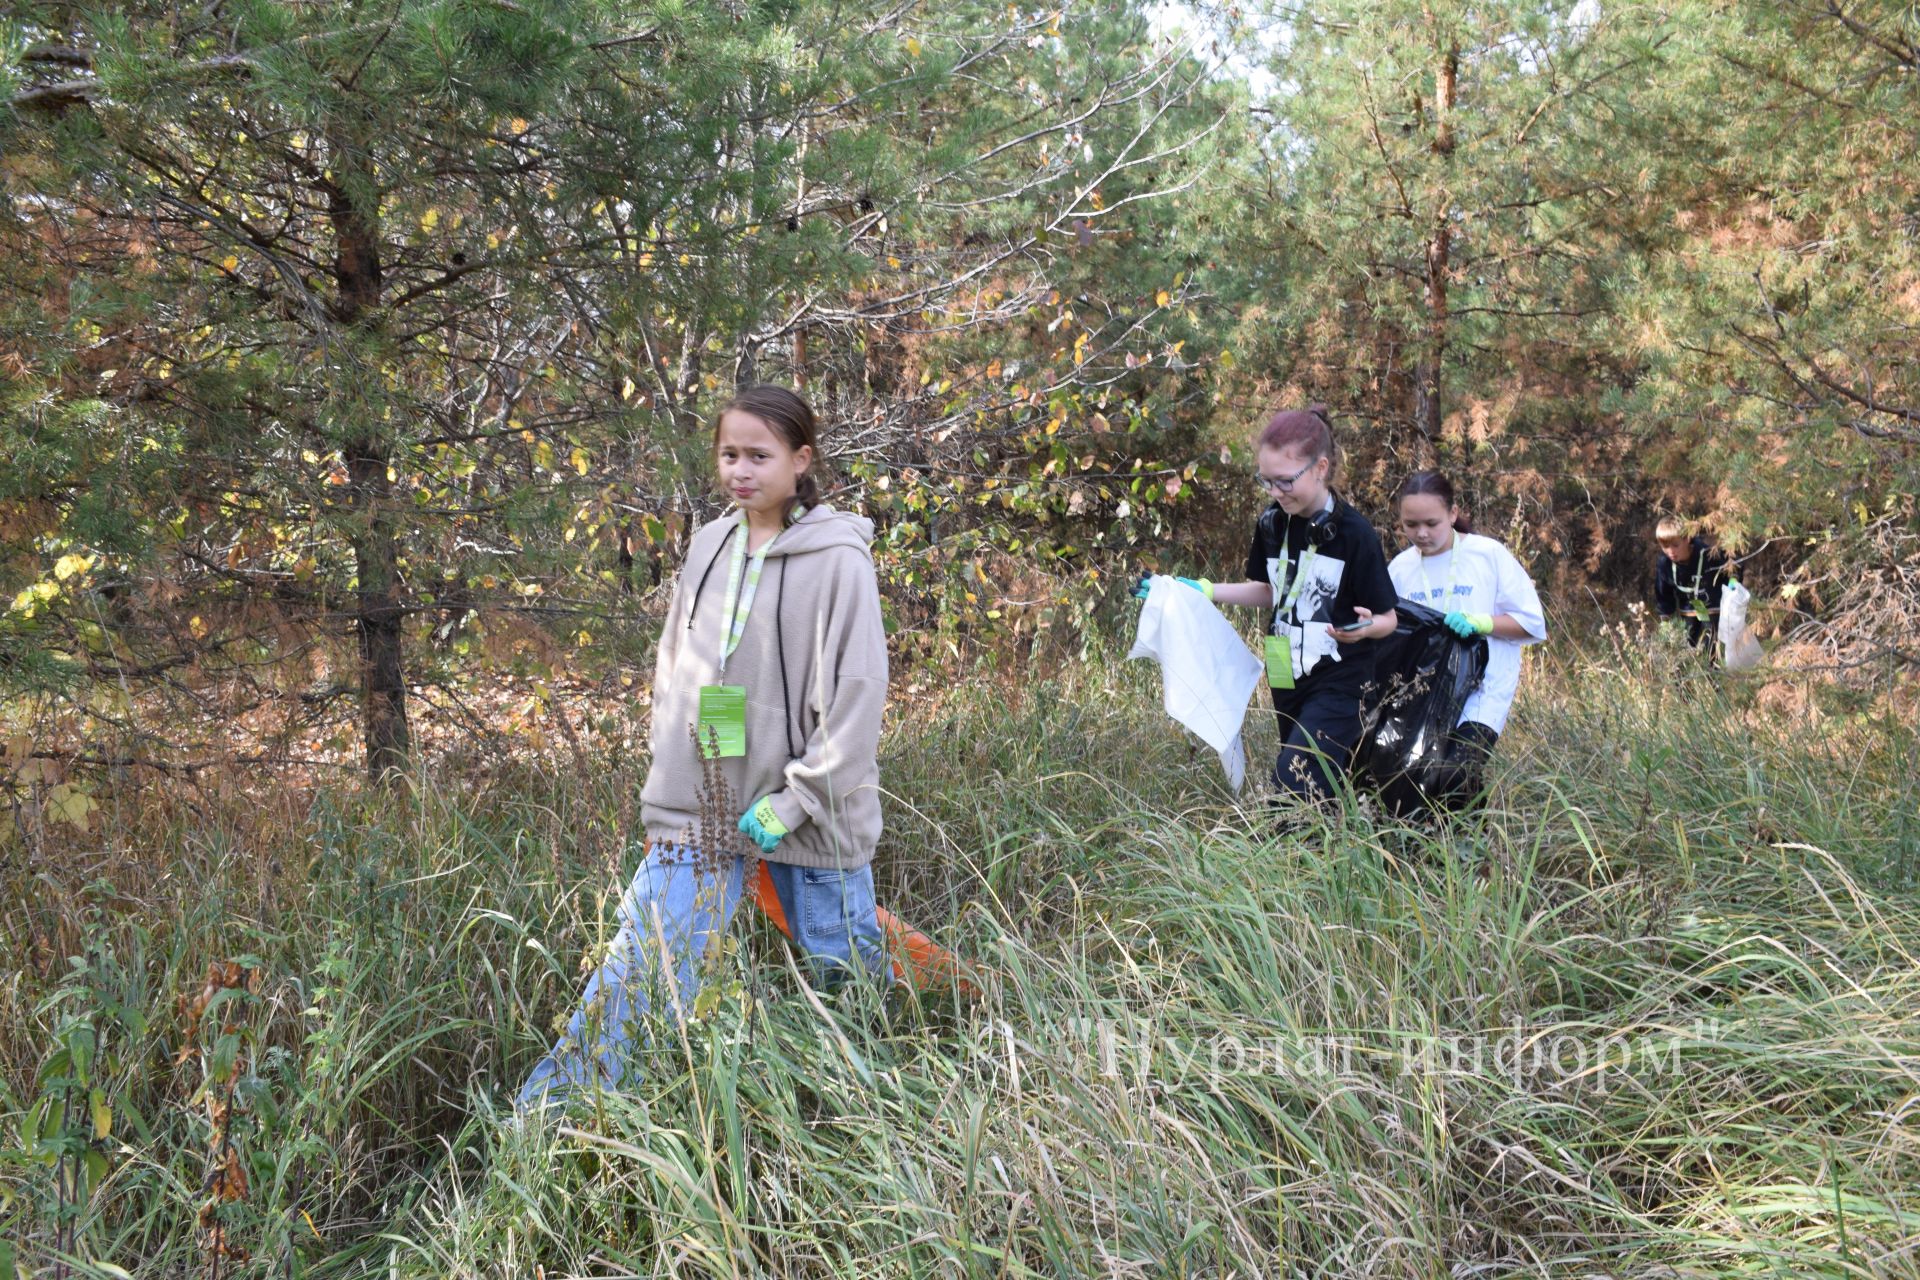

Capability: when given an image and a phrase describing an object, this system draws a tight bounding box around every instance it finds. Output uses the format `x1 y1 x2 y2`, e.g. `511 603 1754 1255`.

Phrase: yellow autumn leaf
221 254 239 272
54 554 92 581
1156 290 1171 307
905 36 923 56
48 783 96 833
621 377 637 401
571 447 591 476
420 208 440 232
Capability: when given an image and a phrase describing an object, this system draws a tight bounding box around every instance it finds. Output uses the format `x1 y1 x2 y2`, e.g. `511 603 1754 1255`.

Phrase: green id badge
697 685 747 759
1264 635 1295 690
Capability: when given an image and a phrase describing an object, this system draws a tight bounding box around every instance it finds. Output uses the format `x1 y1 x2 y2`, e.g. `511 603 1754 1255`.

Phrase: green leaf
82 1148 109 1194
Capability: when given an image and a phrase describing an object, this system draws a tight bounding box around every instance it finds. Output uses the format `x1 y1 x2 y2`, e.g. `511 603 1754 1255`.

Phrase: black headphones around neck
1306 497 1337 545
1259 495 1339 552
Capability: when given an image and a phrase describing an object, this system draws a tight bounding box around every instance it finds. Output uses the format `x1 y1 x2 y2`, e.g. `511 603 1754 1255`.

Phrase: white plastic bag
1127 576 1264 789
1718 579 1764 670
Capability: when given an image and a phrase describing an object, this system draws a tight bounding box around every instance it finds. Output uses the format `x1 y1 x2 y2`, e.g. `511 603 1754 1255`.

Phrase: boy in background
1653 516 1728 650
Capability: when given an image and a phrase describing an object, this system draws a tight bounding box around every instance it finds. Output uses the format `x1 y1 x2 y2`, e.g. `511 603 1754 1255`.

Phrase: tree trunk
328 137 411 782
1414 220 1451 461
1414 38 1460 463
345 442 410 782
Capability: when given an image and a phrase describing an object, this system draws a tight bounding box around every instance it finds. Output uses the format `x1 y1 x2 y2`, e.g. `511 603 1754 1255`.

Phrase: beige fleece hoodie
640 504 887 870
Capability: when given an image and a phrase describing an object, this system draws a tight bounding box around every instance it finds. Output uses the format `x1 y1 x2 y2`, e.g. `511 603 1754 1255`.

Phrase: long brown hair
715 384 821 520
1394 470 1473 534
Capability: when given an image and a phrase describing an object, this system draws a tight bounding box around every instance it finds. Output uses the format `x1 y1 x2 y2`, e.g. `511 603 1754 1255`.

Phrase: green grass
4 628 1920 1277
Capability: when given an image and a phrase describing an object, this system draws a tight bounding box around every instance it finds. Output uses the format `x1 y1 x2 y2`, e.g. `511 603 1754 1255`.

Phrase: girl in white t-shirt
1388 471 1547 804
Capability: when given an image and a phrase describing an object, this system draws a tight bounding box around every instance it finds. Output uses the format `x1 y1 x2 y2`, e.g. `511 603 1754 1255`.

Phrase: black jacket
1654 536 1728 619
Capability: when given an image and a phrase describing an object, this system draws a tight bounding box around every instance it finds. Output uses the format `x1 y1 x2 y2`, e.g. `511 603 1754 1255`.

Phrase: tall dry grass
3 622 1918 1277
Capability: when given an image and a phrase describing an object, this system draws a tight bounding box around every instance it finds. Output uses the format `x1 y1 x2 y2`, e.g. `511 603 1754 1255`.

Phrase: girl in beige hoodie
520 386 889 1108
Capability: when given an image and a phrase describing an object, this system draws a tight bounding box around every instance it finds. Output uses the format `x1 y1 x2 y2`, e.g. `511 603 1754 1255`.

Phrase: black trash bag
1354 599 1489 814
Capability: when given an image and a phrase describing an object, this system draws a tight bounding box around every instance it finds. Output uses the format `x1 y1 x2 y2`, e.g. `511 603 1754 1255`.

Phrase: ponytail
789 469 820 523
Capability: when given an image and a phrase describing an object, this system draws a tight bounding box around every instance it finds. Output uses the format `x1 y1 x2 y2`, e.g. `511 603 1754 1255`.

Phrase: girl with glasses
1139 405 1398 802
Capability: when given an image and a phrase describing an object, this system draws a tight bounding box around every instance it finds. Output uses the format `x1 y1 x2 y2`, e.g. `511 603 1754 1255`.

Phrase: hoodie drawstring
685 530 731 631
685 513 814 759
776 557 798 759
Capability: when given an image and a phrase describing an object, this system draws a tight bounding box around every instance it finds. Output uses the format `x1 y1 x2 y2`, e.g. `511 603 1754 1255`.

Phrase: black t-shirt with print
1243 495 1399 696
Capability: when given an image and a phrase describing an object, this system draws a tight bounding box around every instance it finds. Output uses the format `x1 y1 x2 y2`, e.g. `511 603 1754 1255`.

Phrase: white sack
1127 575 1265 789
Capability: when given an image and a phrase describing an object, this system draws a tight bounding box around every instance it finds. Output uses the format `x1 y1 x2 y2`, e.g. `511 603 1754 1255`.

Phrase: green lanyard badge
697 685 747 759
1679 563 1711 623
699 524 779 759
1264 636 1294 690
1265 541 1319 689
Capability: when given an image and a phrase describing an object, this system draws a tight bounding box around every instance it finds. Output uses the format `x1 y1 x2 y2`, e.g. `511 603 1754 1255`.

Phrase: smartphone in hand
1333 618 1372 633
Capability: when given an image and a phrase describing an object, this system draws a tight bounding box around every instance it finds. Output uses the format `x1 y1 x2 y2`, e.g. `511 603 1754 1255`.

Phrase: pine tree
2 0 1222 778
1612 0 1920 542
1225 1 1671 465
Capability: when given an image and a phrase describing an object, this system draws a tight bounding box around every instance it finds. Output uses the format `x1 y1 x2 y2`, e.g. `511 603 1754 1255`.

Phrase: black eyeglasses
1255 460 1319 493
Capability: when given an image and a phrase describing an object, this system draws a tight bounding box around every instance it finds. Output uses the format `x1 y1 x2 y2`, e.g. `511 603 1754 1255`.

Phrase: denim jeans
517 843 888 1108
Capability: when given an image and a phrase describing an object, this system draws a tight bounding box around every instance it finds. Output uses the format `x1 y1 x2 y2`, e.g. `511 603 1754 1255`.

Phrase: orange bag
754 862 978 996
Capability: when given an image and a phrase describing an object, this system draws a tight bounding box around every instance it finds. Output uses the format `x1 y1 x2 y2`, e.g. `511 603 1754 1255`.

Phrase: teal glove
1443 611 1494 639
738 796 790 853
1132 574 1213 601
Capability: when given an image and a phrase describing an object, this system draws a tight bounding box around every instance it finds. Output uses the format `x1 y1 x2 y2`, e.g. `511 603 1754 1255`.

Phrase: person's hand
738 797 789 854
1330 606 1375 644
1444 611 1494 639
1132 574 1212 601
